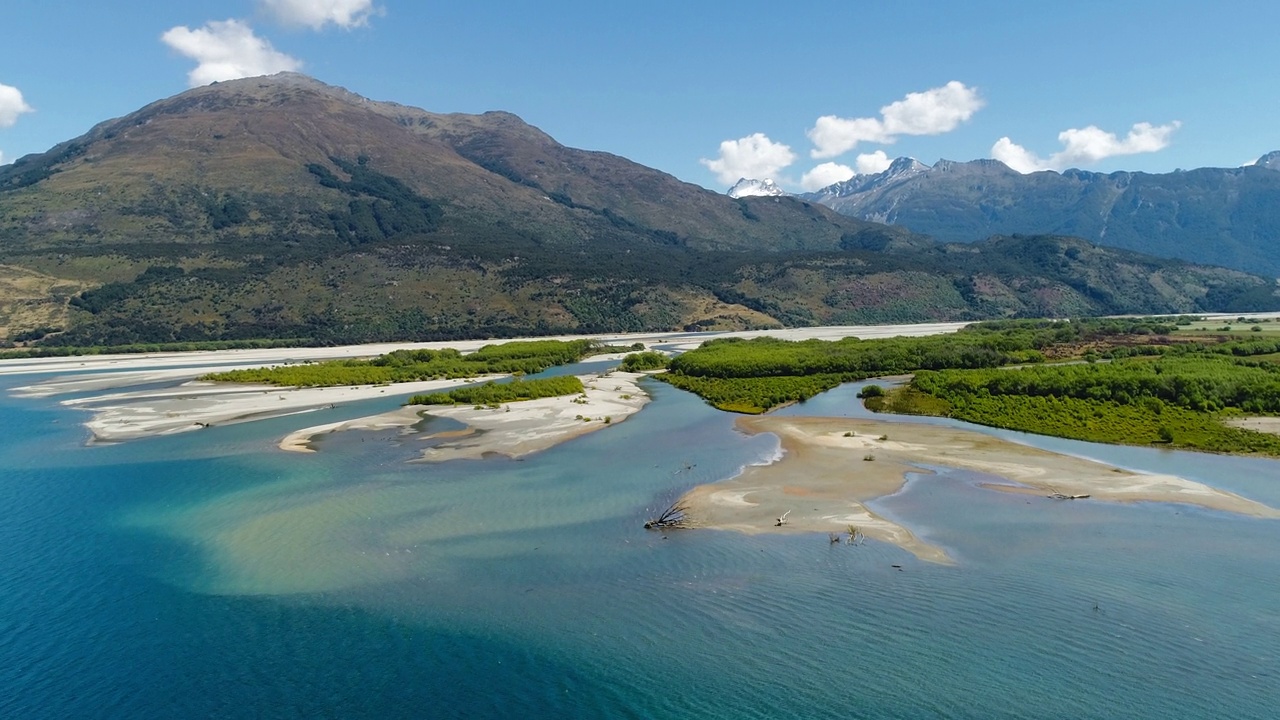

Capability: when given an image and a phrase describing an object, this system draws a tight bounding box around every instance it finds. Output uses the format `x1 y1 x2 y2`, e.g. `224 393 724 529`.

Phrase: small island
31 338 651 444
280 371 651 461
673 415 1280 563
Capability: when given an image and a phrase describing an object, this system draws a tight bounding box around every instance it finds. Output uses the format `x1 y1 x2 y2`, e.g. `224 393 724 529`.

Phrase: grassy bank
201 339 627 387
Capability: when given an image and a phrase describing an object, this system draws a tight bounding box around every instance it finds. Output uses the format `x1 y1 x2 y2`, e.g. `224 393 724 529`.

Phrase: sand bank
64 377 499 443
679 416 1280 563
279 372 651 461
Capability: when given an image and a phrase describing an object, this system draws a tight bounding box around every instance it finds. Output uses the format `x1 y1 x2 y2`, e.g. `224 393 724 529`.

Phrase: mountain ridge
0 73 1276 347
794 152 1280 275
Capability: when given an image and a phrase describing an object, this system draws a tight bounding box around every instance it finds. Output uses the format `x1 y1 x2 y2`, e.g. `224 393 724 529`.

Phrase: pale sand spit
679 416 1280 564
279 372 651 461
67 377 499 443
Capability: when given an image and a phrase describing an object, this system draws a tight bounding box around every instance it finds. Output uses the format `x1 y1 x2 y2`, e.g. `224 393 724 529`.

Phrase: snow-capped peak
727 178 787 198
1255 151 1280 171
884 156 928 177
805 157 928 199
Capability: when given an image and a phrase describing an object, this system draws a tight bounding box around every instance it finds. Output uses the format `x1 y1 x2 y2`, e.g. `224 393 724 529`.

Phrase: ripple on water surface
7 372 1280 718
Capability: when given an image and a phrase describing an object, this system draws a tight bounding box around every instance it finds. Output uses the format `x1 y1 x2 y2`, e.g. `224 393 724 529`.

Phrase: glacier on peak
727 177 787 198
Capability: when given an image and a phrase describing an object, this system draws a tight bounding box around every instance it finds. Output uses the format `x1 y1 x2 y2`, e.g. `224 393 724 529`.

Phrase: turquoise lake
1 366 1278 718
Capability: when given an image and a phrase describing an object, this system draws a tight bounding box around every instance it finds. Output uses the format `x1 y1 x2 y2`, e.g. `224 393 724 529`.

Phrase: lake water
1 369 1278 718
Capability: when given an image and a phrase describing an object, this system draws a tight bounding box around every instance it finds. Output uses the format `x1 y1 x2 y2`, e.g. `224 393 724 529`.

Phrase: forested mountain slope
0 74 1275 347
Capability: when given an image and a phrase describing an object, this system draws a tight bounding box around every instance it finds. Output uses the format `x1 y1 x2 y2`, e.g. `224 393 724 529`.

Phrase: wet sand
679 416 1280 563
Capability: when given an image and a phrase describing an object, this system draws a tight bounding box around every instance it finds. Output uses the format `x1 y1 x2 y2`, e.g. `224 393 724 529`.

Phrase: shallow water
1 371 1278 718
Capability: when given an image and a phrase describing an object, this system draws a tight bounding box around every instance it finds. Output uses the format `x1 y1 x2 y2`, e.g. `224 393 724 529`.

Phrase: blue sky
2 0 1278 191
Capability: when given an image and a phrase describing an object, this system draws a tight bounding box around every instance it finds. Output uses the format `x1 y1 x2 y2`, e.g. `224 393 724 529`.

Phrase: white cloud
1055 122 1181 165
991 136 1050 173
879 81 985 137
807 116 891 159
162 19 303 87
808 81 983 159
992 121 1182 173
701 133 797 186
0 150 7 166
801 162 855 191
0 83 34 128
260 0 379 30
855 150 892 175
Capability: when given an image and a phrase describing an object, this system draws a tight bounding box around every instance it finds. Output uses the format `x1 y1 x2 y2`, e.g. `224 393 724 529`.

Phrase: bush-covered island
655 317 1280 455
867 353 1280 455
655 318 1170 414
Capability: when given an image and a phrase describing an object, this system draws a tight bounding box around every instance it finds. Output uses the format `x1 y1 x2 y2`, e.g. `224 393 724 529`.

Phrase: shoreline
2 323 970 445
279 372 651 461
0 322 974 380
6 312 1278 380
677 416 1280 563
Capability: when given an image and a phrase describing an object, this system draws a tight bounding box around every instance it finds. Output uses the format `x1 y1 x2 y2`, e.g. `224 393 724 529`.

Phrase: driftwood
846 524 865 545
1047 490 1091 500
644 500 688 530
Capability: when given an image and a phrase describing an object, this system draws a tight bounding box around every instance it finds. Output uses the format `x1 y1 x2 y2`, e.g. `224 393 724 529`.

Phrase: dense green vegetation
928 394 1280 455
68 265 187 315
656 318 1180 413
406 375 584 406
306 156 442 246
619 351 669 372
658 320 1280 454
658 373 853 414
869 344 1280 455
200 339 606 387
914 357 1280 414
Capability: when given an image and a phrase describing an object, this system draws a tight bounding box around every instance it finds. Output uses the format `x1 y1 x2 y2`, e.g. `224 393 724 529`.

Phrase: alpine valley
1 73 1278 348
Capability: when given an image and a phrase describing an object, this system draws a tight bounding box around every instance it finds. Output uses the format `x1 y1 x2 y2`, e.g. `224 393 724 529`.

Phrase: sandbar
679 416 1280 563
279 372 651 461
64 377 499 443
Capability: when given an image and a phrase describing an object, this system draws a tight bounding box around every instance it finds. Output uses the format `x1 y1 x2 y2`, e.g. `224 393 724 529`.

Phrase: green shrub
407 376 585 406
619 351 669 372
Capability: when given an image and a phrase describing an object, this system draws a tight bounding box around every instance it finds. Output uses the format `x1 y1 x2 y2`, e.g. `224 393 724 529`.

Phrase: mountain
802 154 1280 277
727 178 786 198
816 157 930 199
1257 151 1280 171
0 73 1276 347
